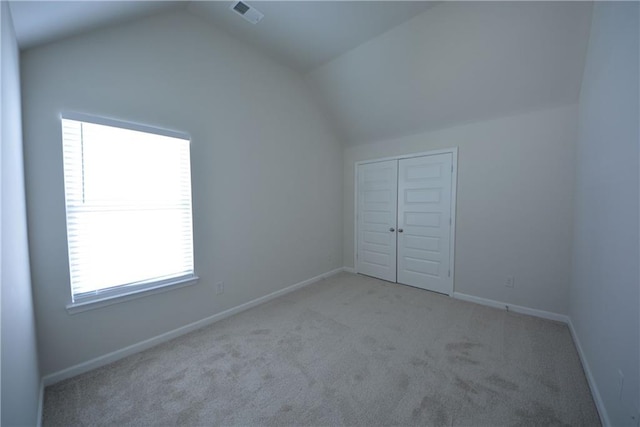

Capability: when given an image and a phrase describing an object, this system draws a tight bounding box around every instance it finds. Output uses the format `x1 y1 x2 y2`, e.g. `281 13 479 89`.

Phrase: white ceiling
9 0 437 72
9 1 187 50
308 1 593 144
188 1 438 72
8 1 593 145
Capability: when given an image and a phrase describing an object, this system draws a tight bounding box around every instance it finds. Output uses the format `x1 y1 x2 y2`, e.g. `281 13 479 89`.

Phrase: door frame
354 147 458 294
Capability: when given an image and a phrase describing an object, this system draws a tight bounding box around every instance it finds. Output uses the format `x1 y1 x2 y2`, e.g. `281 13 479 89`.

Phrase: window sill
66 275 199 315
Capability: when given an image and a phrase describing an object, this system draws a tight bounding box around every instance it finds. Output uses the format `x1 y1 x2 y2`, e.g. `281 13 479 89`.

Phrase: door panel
357 160 397 282
397 154 453 295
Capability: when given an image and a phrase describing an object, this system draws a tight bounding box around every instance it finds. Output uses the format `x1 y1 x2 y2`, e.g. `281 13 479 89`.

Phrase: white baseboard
38 268 607 427
451 291 609 424
452 292 569 323
42 267 344 386
567 318 610 427
36 379 44 427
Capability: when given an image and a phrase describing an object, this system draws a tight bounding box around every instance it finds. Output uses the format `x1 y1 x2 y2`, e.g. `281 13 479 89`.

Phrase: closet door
356 160 398 282
397 153 453 295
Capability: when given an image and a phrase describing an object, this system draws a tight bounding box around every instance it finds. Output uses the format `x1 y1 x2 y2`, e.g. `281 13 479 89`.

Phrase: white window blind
61 113 195 303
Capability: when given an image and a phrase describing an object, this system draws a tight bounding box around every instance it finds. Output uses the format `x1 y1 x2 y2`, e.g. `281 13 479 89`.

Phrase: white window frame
61 112 198 314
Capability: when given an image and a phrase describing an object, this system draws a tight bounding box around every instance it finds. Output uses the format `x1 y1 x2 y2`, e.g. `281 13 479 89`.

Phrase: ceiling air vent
230 1 264 24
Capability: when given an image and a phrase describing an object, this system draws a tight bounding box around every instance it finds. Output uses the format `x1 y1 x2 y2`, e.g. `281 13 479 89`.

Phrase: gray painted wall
12 4 639 424
344 105 578 316
21 10 343 376
570 3 639 426
1 1 42 425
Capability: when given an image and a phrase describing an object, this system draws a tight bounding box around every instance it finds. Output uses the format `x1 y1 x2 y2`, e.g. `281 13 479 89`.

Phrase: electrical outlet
215 282 224 295
505 276 515 288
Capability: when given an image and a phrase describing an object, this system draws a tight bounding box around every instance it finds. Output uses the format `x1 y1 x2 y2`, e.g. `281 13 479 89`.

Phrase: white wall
1 1 42 424
21 11 343 376
345 105 578 316
570 3 639 426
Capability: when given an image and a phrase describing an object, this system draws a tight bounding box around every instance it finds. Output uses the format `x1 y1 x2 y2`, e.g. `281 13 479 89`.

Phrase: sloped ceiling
307 1 593 145
188 1 438 72
9 0 436 71
9 1 186 49
10 1 593 146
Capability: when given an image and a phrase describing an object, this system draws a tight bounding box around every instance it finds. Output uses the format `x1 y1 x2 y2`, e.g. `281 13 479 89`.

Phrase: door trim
354 147 458 294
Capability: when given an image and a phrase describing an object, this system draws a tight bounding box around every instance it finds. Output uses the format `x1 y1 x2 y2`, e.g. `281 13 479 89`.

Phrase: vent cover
230 1 264 24
232 1 249 15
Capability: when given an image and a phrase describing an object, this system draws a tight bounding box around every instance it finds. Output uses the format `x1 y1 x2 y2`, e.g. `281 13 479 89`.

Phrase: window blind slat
61 116 194 302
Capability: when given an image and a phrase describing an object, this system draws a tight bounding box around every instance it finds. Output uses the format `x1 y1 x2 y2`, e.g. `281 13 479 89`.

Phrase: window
61 112 196 308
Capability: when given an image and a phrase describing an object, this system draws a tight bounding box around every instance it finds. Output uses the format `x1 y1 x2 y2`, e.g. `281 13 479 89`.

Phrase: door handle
398 228 404 233
389 228 395 232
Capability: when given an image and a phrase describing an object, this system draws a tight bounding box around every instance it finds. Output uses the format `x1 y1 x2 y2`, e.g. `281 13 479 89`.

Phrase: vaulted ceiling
307 1 593 144
188 1 438 72
8 1 592 145
9 1 186 50
9 0 436 71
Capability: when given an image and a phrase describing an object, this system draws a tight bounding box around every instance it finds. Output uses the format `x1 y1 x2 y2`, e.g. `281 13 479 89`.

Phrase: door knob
389 228 395 232
398 228 404 233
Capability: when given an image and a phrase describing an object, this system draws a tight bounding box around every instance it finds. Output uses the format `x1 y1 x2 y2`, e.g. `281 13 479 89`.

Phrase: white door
356 160 398 282
397 153 453 295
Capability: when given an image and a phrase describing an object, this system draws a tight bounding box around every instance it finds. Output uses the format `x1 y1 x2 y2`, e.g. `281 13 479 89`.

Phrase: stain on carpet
410 356 429 367
486 373 519 391
445 341 482 354
279 404 293 413
447 354 480 366
514 402 571 427
412 395 449 426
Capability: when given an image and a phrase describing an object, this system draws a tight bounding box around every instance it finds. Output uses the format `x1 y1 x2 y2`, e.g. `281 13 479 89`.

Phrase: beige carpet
43 273 600 426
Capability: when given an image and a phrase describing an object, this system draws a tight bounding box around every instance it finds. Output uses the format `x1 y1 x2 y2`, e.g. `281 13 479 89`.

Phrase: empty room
1 1 638 426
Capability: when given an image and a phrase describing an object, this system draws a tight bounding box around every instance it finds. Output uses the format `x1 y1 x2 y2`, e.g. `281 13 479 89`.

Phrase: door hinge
448 269 451 277
449 217 452 226
451 164 453 173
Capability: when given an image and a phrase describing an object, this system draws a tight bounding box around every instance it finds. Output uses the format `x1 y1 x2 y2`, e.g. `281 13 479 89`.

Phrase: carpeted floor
43 273 600 426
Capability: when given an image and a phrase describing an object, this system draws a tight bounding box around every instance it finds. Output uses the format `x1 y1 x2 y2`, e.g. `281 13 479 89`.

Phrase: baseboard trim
36 378 44 427
42 267 345 386
567 318 610 427
452 292 607 425
342 266 356 274
452 292 569 323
